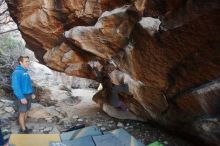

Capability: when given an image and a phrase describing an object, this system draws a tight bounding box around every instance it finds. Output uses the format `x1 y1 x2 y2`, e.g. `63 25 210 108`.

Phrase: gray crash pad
108 128 145 146
50 136 95 146
92 133 123 146
60 125 102 141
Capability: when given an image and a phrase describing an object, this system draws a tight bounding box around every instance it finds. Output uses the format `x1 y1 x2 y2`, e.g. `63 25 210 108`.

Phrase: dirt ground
0 89 194 146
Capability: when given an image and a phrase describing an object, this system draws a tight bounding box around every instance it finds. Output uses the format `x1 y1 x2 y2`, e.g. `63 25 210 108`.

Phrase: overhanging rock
6 0 220 145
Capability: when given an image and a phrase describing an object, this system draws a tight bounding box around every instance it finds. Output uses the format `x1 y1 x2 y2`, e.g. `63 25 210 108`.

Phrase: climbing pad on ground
9 134 60 146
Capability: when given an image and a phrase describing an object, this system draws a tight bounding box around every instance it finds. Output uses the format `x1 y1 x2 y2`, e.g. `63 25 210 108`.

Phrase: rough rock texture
29 61 99 103
43 42 97 78
6 0 128 62
6 0 220 145
65 5 140 59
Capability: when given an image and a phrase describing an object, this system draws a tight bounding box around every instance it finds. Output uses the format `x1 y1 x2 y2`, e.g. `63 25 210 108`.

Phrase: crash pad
108 128 145 146
9 134 60 146
147 141 164 146
60 125 102 141
93 133 123 146
50 136 95 146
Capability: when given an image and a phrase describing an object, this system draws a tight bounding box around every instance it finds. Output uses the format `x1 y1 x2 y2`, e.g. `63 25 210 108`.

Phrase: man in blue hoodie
11 56 35 134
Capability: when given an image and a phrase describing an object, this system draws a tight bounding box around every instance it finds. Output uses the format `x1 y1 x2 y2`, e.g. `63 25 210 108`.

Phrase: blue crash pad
50 136 95 146
93 133 123 146
60 125 102 141
108 128 145 146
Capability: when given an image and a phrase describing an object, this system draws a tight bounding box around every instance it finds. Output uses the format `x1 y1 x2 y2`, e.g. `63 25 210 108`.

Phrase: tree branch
0 28 18 35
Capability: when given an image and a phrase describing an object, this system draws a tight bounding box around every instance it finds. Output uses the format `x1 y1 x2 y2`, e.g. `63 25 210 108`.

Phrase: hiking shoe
19 128 32 134
25 127 33 132
19 128 29 134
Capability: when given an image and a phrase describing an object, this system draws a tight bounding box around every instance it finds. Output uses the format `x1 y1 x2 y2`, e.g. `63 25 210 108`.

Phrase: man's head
18 56 29 69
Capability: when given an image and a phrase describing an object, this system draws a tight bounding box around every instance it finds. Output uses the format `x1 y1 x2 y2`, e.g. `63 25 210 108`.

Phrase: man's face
20 58 29 69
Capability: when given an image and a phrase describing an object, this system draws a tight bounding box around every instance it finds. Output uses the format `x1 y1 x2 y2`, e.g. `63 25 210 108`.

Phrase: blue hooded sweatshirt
11 65 33 99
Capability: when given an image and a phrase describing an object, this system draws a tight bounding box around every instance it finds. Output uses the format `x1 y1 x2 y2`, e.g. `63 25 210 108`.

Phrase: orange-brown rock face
65 5 140 59
6 0 127 62
6 0 220 145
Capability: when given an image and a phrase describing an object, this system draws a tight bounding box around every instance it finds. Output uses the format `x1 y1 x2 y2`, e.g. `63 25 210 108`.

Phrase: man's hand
20 98 27 104
32 94 36 99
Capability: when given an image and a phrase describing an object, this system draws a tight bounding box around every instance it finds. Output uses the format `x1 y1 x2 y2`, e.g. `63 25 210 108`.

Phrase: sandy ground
0 89 195 146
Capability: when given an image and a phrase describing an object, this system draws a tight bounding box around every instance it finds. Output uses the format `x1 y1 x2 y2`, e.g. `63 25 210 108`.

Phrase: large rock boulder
65 5 140 59
6 0 220 145
6 0 128 62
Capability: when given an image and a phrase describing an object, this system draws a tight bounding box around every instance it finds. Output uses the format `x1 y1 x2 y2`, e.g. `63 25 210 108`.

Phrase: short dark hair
18 56 29 64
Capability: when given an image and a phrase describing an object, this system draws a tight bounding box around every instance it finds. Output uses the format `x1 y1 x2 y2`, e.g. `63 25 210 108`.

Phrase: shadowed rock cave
2 0 220 145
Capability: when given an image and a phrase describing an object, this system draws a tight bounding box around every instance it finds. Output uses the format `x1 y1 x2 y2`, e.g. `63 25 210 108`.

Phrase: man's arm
12 72 27 100
12 72 27 104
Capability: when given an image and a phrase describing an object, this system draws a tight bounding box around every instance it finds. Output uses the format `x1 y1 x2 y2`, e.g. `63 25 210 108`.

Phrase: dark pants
14 94 32 113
